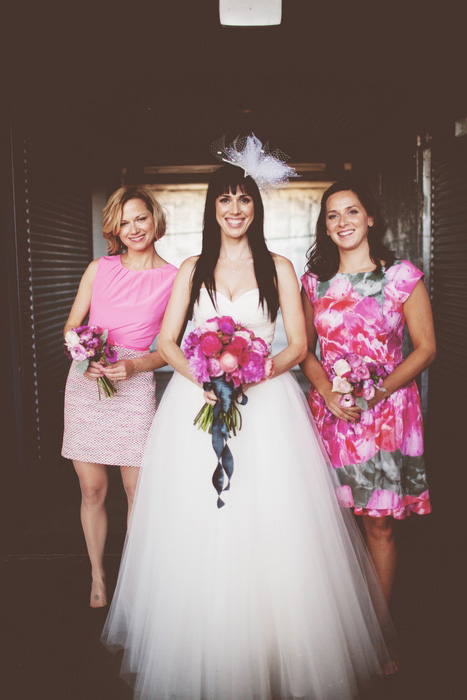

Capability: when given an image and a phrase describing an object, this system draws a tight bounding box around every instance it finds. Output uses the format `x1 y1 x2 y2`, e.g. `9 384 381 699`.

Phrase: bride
102 141 396 699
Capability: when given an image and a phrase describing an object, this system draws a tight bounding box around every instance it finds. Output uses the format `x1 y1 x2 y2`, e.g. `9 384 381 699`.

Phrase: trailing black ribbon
203 377 248 508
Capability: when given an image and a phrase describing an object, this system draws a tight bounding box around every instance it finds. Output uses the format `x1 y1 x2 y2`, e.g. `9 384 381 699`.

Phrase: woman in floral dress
301 178 436 604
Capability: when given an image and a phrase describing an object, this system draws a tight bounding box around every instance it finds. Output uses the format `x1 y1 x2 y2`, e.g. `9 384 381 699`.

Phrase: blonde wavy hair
102 185 167 254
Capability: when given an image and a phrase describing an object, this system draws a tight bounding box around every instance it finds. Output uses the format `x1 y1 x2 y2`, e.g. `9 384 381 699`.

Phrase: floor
1 373 461 700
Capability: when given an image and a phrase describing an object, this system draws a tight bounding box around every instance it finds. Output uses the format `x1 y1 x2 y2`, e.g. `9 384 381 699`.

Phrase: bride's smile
216 189 255 239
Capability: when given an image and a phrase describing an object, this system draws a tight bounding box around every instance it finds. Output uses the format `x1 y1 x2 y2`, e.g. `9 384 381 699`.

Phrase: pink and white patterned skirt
62 347 156 467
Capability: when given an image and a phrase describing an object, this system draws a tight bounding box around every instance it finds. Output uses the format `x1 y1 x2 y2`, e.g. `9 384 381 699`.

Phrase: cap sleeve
301 271 319 304
385 260 424 304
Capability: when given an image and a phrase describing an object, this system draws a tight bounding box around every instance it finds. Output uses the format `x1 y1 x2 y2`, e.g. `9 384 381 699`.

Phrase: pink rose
204 318 220 332
199 332 223 357
354 365 370 380
362 385 376 401
237 351 251 367
250 337 269 356
219 352 238 372
345 353 363 368
332 376 353 394
235 330 253 343
226 336 248 356
207 357 223 377
264 358 274 379
79 329 94 342
338 393 355 408
70 345 88 362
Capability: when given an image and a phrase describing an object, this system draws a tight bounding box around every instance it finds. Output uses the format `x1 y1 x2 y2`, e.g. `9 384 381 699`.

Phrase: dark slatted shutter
29 178 93 464
16 136 92 472
428 134 467 445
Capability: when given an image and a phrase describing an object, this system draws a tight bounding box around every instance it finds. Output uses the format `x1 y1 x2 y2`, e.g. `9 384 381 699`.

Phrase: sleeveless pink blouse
89 255 178 351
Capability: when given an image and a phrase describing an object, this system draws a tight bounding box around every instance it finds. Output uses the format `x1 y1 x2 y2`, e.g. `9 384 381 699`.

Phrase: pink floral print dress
301 260 432 519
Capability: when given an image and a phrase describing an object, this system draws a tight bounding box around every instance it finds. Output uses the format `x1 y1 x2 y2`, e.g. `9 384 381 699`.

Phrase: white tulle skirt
102 371 395 699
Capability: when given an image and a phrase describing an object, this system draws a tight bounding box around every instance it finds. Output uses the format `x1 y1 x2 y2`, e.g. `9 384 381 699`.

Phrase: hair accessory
211 133 297 192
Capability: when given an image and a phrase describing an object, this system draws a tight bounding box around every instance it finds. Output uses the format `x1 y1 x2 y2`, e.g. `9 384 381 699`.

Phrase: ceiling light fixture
219 0 282 27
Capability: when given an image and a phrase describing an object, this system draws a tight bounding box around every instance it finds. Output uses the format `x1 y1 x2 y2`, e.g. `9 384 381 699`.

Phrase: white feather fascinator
211 134 297 192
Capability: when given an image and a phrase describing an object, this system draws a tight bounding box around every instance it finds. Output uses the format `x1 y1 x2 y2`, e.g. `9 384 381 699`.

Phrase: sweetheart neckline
200 287 259 305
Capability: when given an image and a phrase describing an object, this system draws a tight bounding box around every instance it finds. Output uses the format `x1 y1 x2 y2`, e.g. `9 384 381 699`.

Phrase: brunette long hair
187 165 279 320
306 178 395 281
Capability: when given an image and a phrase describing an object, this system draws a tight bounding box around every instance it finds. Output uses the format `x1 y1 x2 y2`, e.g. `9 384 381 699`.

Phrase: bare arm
157 257 201 385
64 259 99 335
268 256 307 377
366 280 436 408
101 347 168 382
300 287 361 422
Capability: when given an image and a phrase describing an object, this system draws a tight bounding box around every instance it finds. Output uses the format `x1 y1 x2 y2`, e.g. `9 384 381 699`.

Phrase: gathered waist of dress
111 341 150 353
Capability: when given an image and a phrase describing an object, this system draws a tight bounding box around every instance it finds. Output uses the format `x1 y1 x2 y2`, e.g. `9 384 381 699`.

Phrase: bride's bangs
212 165 255 199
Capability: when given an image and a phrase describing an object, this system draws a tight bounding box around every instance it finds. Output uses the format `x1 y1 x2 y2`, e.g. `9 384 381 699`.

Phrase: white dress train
102 289 395 699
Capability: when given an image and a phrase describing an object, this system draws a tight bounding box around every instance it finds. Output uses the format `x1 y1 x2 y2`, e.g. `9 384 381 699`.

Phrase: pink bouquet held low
64 325 118 399
183 315 274 507
330 353 389 411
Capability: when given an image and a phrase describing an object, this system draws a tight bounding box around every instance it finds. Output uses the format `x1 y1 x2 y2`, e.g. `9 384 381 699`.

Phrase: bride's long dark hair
187 164 279 321
306 178 395 281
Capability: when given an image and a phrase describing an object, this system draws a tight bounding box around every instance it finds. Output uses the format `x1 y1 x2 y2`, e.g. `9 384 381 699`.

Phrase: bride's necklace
219 257 253 273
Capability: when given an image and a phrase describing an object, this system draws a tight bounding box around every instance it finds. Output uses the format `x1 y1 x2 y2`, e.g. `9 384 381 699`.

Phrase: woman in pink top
62 185 177 607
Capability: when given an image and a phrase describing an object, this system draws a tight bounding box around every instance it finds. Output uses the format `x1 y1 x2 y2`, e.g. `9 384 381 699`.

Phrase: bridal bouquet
64 325 118 399
183 315 273 507
330 353 389 411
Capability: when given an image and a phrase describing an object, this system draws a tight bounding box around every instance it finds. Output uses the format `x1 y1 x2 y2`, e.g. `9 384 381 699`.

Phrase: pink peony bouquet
183 315 273 507
183 315 273 434
330 353 389 411
64 325 118 398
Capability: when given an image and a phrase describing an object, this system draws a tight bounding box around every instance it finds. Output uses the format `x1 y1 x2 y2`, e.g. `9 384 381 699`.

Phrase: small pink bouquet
64 325 118 399
183 315 273 507
330 353 389 411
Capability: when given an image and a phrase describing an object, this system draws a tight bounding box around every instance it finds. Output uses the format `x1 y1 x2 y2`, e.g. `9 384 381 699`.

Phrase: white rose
333 359 351 377
65 330 80 348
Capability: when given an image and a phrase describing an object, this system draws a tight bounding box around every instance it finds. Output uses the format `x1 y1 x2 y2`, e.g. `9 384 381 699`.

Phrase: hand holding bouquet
330 353 389 411
64 325 118 399
183 315 273 507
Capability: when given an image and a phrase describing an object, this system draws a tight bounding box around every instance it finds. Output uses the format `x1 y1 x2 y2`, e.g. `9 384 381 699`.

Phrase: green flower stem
97 376 116 399
194 401 244 438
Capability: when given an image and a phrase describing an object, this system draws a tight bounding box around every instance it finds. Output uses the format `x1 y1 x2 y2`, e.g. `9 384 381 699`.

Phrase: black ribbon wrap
203 377 248 508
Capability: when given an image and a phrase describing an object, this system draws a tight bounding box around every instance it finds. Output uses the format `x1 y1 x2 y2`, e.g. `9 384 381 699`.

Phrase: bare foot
90 578 107 608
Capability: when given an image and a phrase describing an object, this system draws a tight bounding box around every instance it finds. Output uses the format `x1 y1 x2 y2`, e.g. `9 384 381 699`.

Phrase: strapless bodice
193 288 276 346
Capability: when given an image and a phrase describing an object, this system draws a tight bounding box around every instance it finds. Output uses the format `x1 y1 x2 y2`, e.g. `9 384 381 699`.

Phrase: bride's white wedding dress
102 289 394 699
